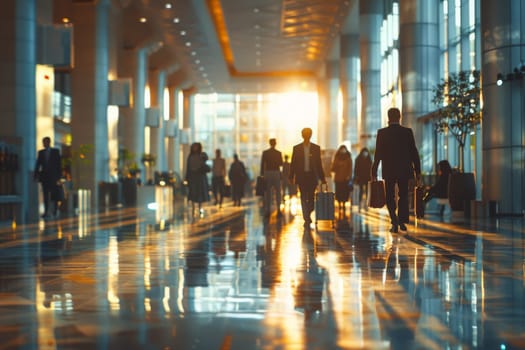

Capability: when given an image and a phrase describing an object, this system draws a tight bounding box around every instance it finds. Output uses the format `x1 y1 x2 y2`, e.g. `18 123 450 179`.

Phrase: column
134 48 147 179
0 1 38 223
172 87 183 175
399 0 440 147
359 0 383 149
166 86 176 173
156 70 167 173
326 60 340 150
340 33 360 153
316 61 339 150
481 0 525 215
153 64 178 174
70 0 112 205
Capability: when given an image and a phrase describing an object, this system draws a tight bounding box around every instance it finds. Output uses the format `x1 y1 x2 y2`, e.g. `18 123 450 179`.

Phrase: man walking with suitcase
289 128 326 228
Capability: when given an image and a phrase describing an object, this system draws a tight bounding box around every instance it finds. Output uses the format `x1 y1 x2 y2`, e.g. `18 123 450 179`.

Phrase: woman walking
353 147 372 211
228 154 247 207
330 145 353 218
185 142 210 217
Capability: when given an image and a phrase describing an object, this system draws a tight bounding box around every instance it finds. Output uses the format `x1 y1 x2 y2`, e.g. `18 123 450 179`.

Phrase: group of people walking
35 107 448 230
253 107 444 233
185 107 428 232
185 142 248 216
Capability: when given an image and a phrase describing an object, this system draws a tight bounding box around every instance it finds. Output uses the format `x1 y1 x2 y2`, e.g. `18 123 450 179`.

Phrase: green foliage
141 153 156 167
431 70 481 148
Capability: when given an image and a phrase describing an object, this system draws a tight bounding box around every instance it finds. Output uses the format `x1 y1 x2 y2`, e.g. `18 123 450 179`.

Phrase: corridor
0 197 523 349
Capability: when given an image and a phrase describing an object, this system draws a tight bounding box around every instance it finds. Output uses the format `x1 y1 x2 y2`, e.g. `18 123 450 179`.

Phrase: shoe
389 225 398 233
399 223 407 231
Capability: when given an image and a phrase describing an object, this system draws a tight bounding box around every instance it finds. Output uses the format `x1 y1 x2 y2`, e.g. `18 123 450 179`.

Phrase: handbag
255 176 265 196
367 180 386 208
52 183 65 202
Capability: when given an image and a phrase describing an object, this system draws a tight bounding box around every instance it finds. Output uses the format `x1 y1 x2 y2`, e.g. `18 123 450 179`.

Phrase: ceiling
63 0 357 94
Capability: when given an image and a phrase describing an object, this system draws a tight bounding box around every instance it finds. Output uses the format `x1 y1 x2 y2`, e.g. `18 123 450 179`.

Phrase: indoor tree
431 70 481 172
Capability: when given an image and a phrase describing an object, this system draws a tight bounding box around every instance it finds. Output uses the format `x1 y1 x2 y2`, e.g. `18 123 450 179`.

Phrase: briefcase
255 176 265 196
315 184 335 225
367 180 386 208
414 185 426 219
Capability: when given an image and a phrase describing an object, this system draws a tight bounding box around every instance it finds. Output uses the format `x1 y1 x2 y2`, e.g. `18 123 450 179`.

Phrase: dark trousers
41 181 57 215
357 183 368 205
298 176 317 223
385 177 409 225
211 176 225 204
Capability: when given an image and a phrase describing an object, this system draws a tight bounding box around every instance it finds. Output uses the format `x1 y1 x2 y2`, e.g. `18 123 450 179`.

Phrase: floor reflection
0 200 523 349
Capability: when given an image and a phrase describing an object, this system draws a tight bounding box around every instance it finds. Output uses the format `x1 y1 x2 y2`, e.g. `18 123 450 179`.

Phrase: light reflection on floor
0 197 523 349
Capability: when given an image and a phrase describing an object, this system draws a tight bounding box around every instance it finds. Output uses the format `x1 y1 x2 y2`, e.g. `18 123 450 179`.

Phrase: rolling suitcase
414 185 426 219
315 184 335 226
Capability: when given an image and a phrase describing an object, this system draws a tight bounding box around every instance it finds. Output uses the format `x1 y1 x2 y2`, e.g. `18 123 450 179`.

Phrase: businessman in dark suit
289 128 326 227
371 108 421 233
34 136 62 218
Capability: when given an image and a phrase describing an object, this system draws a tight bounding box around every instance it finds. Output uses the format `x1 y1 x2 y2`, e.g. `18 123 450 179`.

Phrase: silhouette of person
281 154 297 201
289 128 326 227
211 149 226 207
260 138 283 218
228 154 247 207
353 147 373 211
34 136 62 218
330 145 353 218
423 159 452 216
185 142 210 217
371 108 421 233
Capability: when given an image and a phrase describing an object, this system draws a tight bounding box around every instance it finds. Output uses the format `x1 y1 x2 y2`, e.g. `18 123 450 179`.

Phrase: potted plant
431 70 481 211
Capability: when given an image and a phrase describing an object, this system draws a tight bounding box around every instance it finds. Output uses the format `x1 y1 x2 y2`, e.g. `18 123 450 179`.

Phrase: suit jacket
371 124 421 180
260 148 283 174
289 142 325 186
34 147 62 184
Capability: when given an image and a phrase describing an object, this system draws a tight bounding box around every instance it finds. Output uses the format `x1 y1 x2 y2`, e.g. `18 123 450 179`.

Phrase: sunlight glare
268 91 318 151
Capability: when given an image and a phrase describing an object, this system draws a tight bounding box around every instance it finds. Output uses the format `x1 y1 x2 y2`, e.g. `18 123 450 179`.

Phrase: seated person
423 160 452 216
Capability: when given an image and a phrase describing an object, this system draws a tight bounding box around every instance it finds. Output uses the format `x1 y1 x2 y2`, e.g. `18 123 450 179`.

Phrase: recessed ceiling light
165 3 172 9
253 8 260 13
180 30 186 36
185 42 191 47
202 73 207 77
191 51 197 56
139 17 147 23
254 24 260 30
195 59 200 64
199 67 204 71
173 17 180 23
61 17 70 23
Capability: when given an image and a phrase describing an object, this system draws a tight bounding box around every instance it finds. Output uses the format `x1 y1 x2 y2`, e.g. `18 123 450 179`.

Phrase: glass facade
193 92 318 179
379 0 481 192
380 0 400 124
437 0 481 177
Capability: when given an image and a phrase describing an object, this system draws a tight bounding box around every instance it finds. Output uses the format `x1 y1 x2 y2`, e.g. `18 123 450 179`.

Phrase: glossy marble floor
0 195 524 350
